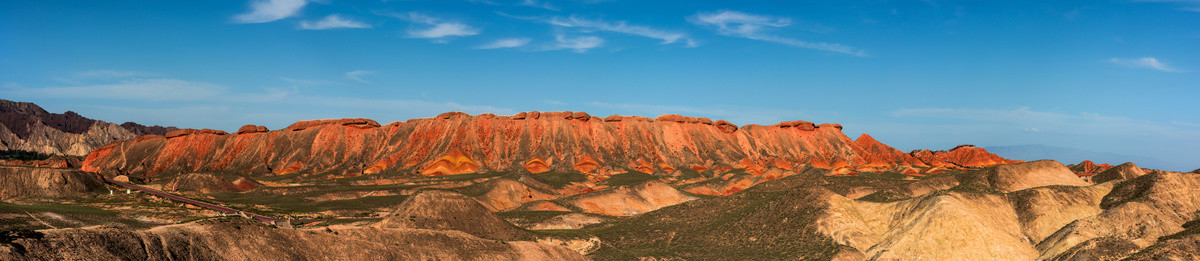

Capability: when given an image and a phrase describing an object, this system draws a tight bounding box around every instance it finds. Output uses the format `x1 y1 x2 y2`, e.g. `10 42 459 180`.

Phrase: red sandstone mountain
0 99 177 156
1069 160 1114 177
81 112 1016 180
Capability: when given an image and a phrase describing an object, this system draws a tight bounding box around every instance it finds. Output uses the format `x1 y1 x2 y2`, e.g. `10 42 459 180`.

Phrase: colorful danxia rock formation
81 112 1017 181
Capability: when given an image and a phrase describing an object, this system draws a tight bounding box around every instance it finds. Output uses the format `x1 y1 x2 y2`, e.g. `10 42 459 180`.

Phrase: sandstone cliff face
81 112 1015 180
0 99 176 156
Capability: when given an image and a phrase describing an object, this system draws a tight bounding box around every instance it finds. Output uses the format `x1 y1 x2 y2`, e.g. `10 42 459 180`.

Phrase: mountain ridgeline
0 99 177 156
80 111 1017 180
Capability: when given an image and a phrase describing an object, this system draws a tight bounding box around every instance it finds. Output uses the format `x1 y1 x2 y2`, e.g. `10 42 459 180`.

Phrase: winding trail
102 177 380 225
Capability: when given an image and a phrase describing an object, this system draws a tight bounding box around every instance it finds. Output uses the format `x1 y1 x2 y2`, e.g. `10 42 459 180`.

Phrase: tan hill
0 219 584 260
1091 162 1147 184
0 99 176 156
561 180 697 216
956 160 1090 193
575 161 1200 260
373 190 533 241
0 166 104 200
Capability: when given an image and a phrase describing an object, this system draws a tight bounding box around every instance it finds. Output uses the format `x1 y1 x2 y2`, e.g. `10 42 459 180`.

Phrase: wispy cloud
402 12 480 41
300 14 370 30
891 107 1200 140
519 0 559 11
549 34 604 53
6 79 227 101
1130 0 1200 12
345 70 374 83
545 16 692 46
689 10 865 56
73 70 157 79
1109 57 1183 72
476 38 532 49
280 77 336 85
232 0 308 24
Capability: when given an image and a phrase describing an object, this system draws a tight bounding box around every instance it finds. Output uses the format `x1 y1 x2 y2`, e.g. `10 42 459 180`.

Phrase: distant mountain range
0 99 177 156
985 144 1190 171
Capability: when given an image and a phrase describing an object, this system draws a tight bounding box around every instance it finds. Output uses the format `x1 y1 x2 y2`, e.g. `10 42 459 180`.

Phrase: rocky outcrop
853 134 927 168
235 125 268 134
374 190 533 241
1 219 584 260
0 99 177 156
286 118 380 131
1070 160 1113 177
81 112 1017 180
1091 162 1146 184
0 166 104 200
911 145 1021 169
164 128 228 138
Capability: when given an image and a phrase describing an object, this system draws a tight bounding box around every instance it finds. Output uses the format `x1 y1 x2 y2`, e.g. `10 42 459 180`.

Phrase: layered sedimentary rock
82 112 1016 180
0 99 177 156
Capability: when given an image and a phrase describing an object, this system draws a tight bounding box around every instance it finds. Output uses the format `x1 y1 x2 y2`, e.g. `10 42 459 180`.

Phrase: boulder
603 115 623 122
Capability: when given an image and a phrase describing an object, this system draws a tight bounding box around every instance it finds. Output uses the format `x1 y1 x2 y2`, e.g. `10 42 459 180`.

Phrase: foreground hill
81 112 1016 181
0 99 176 156
574 161 1200 260
0 218 584 260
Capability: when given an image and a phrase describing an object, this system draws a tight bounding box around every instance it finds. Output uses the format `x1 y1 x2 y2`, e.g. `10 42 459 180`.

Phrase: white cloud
689 10 865 56
7 79 227 101
551 34 604 53
404 13 480 40
1109 57 1183 72
232 0 308 24
300 14 371 30
546 16 690 45
476 38 532 49
345 70 374 83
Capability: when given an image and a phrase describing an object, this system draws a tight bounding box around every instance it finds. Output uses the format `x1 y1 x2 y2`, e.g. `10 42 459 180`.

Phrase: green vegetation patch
604 172 658 187
530 172 587 188
0 150 52 161
0 202 147 230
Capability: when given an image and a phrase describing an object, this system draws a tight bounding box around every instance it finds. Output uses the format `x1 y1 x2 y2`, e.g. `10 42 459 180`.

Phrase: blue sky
2 0 1198 170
